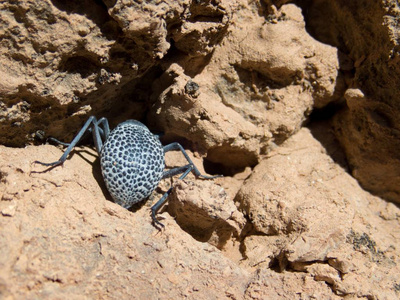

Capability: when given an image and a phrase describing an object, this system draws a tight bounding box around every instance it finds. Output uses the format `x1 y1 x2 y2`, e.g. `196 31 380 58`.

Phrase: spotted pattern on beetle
100 120 165 208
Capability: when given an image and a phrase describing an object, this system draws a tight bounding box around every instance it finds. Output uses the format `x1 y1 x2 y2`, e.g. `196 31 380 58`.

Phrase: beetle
35 116 221 228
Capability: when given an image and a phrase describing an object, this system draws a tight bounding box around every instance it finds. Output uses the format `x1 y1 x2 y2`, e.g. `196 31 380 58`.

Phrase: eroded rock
168 179 246 249
1 0 400 298
299 0 400 203
149 3 340 169
0 145 249 299
236 127 400 298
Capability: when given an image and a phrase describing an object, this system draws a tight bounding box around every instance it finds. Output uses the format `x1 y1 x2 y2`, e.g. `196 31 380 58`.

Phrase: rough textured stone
1 0 400 298
149 3 340 169
2 125 399 298
236 127 400 299
0 145 249 299
298 0 400 203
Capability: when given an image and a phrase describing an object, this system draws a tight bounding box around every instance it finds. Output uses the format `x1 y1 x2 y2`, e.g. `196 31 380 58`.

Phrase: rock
333 88 400 203
244 268 342 300
168 179 246 249
236 127 400 298
1 0 400 298
0 145 248 299
149 3 340 169
300 0 400 203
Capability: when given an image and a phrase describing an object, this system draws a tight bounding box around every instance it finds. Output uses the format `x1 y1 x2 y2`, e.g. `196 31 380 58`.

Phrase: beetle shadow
88 155 114 203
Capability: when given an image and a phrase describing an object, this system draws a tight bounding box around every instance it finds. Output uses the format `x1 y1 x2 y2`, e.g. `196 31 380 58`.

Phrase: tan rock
1 0 400 298
149 3 340 169
236 127 400 298
0 145 248 299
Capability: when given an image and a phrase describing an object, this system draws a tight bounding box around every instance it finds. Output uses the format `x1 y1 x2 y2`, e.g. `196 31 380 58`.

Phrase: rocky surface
236 126 400 299
1 126 399 299
299 0 400 203
1 0 400 299
0 145 249 299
